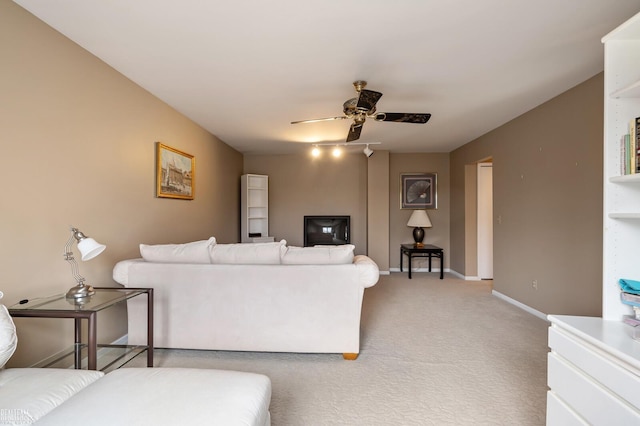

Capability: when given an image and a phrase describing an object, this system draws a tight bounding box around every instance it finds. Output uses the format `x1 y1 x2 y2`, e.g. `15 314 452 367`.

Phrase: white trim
30 334 129 369
391 267 484 281
110 334 128 346
389 267 447 273
447 269 481 281
379 270 390 275
492 290 548 321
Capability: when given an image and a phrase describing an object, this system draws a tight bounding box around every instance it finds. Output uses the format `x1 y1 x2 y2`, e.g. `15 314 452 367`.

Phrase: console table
400 244 444 279
9 287 153 371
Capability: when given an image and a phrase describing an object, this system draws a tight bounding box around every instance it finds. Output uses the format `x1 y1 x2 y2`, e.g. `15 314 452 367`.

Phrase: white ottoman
37 368 272 426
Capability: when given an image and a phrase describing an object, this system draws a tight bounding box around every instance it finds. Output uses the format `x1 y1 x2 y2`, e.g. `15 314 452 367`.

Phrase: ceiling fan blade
346 123 363 142
356 89 383 111
291 116 348 124
373 113 431 123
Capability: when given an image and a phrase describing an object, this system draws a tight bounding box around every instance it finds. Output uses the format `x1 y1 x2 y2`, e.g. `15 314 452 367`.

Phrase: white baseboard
389 267 484 281
111 334 128 346
389 267 447 273
379 270 390 275
31 334 129 369
447 269 481 281
492 290 548 321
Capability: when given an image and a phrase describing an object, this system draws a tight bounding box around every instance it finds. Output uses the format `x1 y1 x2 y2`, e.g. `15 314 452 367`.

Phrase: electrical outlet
532 280 538 290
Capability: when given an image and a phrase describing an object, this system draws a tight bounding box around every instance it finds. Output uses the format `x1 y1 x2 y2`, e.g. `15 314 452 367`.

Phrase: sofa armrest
353 255 379 288
112 258 145 286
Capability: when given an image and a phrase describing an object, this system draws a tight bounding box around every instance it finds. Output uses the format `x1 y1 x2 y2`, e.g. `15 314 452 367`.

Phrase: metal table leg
87 312 97 370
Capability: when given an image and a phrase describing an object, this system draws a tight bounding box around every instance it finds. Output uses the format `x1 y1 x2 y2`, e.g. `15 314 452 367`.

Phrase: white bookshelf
546 12 640 424
603 13 640 321
240 174 272 243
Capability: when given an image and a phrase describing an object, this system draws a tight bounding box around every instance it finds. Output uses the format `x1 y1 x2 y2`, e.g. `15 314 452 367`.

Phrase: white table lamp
64 226 106 300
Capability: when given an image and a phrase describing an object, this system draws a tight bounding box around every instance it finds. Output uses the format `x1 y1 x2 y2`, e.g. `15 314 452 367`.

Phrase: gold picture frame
156 142 195 200
400 173 437 209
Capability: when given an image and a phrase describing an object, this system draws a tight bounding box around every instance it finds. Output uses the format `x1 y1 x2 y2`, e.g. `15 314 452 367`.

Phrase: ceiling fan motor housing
292 80 431 142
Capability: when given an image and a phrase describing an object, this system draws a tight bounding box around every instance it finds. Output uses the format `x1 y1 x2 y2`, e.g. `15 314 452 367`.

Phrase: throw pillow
281 244 355 265
0 292 18 369
140 237 216 264
209 240 287 264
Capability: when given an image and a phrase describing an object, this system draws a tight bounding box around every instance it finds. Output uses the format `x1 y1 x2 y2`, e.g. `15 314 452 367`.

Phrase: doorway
477 163 493 279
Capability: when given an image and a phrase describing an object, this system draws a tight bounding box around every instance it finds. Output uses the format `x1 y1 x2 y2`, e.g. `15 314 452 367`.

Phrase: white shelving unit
240 174 273 243
603 16 640 321
546 12 640 424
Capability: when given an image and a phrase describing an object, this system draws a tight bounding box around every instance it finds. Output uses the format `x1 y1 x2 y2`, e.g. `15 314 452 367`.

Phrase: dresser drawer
548 352 640 425
549 325 640 409
546 391 588 426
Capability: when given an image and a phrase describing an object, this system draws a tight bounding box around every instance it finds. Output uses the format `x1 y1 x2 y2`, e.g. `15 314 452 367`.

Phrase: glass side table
9 287 153 372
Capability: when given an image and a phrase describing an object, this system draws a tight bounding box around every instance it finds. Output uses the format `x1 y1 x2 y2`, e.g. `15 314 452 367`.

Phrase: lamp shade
77 237 106 261
407 210 432 228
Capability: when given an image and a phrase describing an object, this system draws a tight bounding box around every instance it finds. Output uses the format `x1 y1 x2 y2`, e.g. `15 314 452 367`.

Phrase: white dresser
547 315 640 425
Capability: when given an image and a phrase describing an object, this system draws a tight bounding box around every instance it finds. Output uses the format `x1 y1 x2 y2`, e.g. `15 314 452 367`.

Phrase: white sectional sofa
0 293 272 426
113 239 379 359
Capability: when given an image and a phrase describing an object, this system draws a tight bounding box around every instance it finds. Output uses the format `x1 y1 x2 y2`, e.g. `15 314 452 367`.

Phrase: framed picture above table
400 173 437 209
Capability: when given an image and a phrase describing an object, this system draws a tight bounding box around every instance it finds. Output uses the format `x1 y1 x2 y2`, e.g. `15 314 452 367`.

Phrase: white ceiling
14 0 640 154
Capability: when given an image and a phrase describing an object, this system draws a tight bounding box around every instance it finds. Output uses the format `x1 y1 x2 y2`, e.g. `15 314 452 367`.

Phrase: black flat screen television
304 216 351 247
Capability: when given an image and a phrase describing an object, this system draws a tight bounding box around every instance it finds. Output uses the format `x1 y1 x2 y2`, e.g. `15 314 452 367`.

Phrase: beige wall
244 151 450 272
3 0 606 369
367 151 390 270
389 154 451 269
243 152 368 252
2 2 243 367
450 73 604 316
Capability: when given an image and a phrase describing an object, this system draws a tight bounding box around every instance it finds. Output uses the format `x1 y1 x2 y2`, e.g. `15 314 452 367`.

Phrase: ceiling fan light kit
292 81 431 143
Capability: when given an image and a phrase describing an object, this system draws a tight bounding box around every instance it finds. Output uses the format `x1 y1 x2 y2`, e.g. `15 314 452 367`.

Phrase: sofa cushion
0 368 104 424
209 240 286 265
36 368 271 426
281 245 355 265
139 237 216 264
0 293 17 369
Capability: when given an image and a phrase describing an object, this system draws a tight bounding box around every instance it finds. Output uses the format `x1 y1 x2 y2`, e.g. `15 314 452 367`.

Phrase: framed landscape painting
156 142 195 200
401 173 437 209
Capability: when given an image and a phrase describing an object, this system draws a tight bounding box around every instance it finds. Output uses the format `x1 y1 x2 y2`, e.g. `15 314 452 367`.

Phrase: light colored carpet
124 273 549 425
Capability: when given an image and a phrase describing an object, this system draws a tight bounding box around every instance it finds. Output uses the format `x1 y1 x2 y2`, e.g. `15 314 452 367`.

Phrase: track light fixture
308 142 381 159
363 144 374 158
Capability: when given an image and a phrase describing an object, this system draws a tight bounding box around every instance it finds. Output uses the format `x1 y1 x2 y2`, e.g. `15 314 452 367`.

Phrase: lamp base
412 226 425 246
66 284 95 300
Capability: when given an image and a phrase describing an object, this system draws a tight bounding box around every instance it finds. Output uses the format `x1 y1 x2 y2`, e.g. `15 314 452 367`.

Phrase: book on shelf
631 119 636 174
619 116 640 175
634 116 640 173
620 133 630 175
